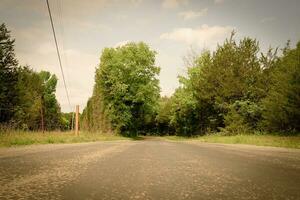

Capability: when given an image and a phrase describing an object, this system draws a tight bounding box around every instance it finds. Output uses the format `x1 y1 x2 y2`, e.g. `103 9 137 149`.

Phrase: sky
1 0 299 112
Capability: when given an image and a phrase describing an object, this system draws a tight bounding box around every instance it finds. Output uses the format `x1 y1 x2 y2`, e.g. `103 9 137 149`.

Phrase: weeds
164 134 300 149
0 131 128 147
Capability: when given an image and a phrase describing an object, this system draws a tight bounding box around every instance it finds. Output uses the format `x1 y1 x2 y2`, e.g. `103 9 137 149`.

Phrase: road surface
0 139 300 199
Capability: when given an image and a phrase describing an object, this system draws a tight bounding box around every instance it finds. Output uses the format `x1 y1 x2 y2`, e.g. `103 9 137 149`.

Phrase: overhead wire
56 0 75 129
46 0 74 129
55 0 75 130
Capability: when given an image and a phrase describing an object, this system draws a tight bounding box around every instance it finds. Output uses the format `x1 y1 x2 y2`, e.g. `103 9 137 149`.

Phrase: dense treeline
0 23 69 131
83 32 299 136
2 21 299 135
158 33 300 136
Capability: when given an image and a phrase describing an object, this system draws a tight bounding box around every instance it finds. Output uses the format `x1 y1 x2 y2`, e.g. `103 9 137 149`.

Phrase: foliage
261 42 300 133
82 42 160 136
169 88 200 136
166 35 263 135
2 21 299 137
61 112 74 131
81 93 111 133
38 71 62 130
12 67 62 130
155 96 173 135
223 100 263 135
162 32 293 136
0 23 19 123
14 66 43 130
0 24 64 131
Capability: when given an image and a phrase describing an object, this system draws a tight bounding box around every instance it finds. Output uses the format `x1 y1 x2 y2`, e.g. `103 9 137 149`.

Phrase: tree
169 88 200 136
0 23 18 123
39 71 62 130
223 100 263 134
12 67 62 131
262 42 300 132
167 33 274 135
179 50 215 133
14 66 43 130
155 96 173 135
0 23 63 131
81 91 111 133
61 112 73 131
91 42 160 136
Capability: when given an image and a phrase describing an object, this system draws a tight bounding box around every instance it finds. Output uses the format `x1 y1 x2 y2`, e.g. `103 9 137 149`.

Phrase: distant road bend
0 139 300 199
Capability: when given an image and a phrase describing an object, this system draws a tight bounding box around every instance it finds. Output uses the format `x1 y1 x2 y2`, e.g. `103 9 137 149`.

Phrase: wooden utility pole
40 97 44 133
40 107 44 133
75 105 79 136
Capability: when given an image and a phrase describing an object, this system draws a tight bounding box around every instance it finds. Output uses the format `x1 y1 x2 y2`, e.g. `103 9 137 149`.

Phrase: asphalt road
0 139 300 200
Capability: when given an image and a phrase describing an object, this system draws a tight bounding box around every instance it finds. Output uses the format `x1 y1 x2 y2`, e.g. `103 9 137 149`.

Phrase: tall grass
0 130 128 147
164 134 300 149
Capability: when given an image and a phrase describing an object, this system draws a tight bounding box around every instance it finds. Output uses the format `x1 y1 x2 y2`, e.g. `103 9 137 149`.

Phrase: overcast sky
1 0 299 112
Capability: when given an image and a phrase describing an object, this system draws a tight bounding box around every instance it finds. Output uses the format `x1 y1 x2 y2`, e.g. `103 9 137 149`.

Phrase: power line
46 0 72 112
54 0 75 130
55 0 71 100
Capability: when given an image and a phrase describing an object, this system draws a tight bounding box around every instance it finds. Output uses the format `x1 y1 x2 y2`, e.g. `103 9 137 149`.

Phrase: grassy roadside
164 134 300 149
0 131 129 147
2 131 299 149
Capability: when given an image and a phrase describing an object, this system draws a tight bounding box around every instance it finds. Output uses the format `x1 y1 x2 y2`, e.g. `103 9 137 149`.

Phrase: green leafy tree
179 50 216 133
0 23 19 123
39 71 62 130
169 88 200 136
14 66 43 130
168 33 273 135
223 100 263 134
61 112 73 130
81 91 111 133
13 67 62 130
262 42 300 132
85 42 160 136
155 96 173 135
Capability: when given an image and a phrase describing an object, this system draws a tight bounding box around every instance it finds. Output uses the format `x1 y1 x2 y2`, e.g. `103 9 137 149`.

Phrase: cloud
135 18 151 26
1 0 142 24
115 14 128 21
69 20 111 32
129 0 143 7
214 0 224 4
260 17 275 23
162 0 189 9
160 24 234 49
61 0 141 18
178 8 208 20
11 24 53 54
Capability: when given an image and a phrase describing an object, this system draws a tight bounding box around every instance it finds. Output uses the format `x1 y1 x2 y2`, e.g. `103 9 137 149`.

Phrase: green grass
2 131 299 149
164 134 300 149
0 131 129 147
